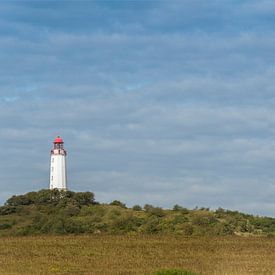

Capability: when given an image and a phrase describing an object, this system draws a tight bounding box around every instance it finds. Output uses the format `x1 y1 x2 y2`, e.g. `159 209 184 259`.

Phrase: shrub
172 215 188 225
147 207 165 217
6 195 31 206
110 200 126 208
63 204 80 217
144 204 154 212
132 205 142 211
51 219 66 234
192 213 217 226
0 223 12 230
142 217 162 234
110 214 143 233
181 224 194 236
180 208 190 215
64 218 85 234
73 192 95 206
0 206 17 215
214 223 234 236
80 205 106 217
173 204 183 211
5 190 95 207
15 225 37 236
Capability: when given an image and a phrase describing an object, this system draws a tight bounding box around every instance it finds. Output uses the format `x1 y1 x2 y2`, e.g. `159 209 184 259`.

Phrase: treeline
0 189 275 236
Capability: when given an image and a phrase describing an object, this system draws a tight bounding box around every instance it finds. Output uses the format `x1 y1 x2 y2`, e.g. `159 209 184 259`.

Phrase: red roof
54 136 64 143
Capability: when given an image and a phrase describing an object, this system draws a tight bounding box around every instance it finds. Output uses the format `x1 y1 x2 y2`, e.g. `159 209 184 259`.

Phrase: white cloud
0 1 275 217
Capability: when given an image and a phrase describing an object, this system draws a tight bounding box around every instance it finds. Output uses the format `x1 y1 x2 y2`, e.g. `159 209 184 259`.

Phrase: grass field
0 235 275 274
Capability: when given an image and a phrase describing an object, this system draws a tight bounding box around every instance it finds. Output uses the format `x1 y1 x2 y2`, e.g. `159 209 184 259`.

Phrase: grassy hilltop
0 189 275 237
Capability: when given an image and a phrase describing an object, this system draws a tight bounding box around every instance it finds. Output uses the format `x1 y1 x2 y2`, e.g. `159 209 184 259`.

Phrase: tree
132 205 142 211
73 192 95 206
110 200 126 208
148 207 165 217
173 204 183 211
144 204 154 212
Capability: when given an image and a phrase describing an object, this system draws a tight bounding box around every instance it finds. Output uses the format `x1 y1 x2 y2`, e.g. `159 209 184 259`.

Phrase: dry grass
0 235 274 274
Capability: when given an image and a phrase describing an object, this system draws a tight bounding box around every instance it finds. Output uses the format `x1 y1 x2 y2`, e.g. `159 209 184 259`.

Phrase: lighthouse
49 136 67 190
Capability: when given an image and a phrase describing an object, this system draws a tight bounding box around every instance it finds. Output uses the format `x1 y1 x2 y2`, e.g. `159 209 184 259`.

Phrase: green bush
172 215 188 225
132 205 142 211
192 213 217 226
144 204 154 212
110 200 127 208
0 206 17 215
80 205 106 217
64 218 86 234
0 223 12 230
173 204 184 211
181 224 194 236
73 192 95 206
63 204 80 217
141 217 162 234
110 214 143 233
5 189 95 207
148 207 165 217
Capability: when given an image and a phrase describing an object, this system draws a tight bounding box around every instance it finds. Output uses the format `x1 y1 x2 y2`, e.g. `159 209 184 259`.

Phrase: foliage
109 200 127 208
0 190 275 236
0 205 17 215
148 207 165 217
141 217 162 234
132 205 142 211
5 189 95 207
144 204 154 212
173 205 187 211
0 223 12 230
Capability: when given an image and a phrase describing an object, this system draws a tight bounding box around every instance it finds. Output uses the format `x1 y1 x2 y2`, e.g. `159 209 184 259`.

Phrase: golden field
0 235 274 274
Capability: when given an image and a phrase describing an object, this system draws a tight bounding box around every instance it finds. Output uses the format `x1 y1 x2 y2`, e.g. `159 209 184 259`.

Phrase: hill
0 189 275 236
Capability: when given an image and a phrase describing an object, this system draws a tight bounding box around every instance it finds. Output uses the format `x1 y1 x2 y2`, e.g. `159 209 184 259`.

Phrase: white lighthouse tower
49 136 67 190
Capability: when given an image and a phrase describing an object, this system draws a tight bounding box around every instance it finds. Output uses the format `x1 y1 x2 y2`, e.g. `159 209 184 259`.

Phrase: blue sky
1 0 275 216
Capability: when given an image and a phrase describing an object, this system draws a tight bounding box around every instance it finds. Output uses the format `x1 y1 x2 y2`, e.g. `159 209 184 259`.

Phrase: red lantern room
51 136 66 156
54 136 63 143
53 136 64 150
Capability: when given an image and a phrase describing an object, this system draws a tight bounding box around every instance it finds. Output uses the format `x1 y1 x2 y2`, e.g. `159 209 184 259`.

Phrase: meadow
0 235 275 274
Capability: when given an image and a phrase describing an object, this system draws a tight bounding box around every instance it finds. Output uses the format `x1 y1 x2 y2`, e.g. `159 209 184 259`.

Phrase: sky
1 0 275 216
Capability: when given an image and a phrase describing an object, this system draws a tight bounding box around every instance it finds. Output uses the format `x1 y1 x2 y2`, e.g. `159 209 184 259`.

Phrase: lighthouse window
51 176 53 181
52 158 54 163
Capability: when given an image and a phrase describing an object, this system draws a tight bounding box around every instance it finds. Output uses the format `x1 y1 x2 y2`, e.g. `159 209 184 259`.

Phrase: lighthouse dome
54 136 63 143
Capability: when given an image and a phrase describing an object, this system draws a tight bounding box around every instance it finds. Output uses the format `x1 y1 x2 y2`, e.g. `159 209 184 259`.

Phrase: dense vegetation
0 189 275 236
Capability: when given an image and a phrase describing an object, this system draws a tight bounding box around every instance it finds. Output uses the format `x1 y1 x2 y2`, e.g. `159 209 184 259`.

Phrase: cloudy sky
1 1 275 216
